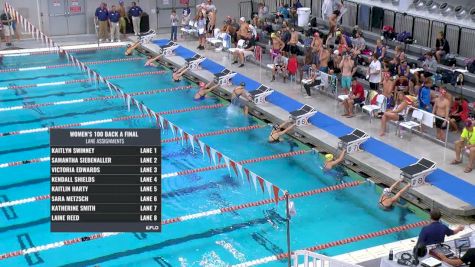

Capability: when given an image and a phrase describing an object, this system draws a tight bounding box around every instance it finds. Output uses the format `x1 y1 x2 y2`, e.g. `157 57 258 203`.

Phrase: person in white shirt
322 0 334 20
367 53 382 91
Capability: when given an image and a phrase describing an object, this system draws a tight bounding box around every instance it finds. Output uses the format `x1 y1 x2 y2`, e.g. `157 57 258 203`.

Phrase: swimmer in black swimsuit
378 179 411 211
194 81 219 100
268 120 295 143
172 65 189 82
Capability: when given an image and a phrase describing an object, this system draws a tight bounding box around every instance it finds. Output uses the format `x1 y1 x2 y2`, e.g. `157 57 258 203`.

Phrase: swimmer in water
194 81 219 100
231 82 253 115
125 41 141 56
323 149 345 171
378 179 411 211
144 54 162 67
268 120 295 143
172 65 189 82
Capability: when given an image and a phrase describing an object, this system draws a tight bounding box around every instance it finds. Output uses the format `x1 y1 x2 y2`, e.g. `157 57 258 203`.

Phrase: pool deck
134 34 475 218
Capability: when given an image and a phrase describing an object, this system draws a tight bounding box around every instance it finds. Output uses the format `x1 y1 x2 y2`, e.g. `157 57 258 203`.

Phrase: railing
292 250 362 267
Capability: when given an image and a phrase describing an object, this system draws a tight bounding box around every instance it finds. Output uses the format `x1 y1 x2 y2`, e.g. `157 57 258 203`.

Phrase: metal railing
292 250 362 267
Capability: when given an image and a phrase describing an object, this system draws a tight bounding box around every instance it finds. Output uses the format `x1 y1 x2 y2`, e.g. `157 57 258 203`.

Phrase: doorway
156 0 196 32
48 0 86 35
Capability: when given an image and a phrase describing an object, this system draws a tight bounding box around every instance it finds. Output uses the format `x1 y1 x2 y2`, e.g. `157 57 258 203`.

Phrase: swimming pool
0 47 427 266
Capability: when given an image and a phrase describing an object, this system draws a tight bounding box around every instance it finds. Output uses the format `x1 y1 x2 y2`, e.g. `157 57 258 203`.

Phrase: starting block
400 158 436 187
338 129 369 154
249 85 274 104
138 30 156 44
159 41 178 56
289 105 317 126
185 54 206 70
214 69 236 86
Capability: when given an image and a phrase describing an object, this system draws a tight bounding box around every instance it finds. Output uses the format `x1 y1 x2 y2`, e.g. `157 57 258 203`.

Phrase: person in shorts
342 77 365 118
1 11 14 46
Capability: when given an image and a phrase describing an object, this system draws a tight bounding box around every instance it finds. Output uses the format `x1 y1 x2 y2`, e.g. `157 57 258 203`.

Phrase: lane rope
231 220 430 267
0 57 142 73
0 182 364 259
0 103 224 137
0 149 310 208
1 45 123 57
0 70 168 91
0 85 193 112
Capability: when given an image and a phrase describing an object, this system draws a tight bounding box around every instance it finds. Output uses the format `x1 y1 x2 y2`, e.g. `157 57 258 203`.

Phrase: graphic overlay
50 129 161 232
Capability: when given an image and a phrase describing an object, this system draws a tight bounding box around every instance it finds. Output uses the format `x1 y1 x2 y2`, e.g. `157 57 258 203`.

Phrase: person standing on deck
109 5 121 42
129 2 143 36
95 3 109 42
118 0 129 34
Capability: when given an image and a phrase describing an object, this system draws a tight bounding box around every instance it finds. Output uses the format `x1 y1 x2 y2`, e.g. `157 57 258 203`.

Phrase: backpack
396 31 412 43
443 53 457 66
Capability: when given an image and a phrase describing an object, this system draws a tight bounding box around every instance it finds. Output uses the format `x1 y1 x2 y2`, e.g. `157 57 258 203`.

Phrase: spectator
390 45 406 65
452 120 475 173
95 3 109 42
290 0 303 19
232 36 255 68
350 31 365 57
410 71 422 96
432 88 451 141
379 91 411 136
299 48 314 83
417 209 464 246
0 10 14 46
398 60 410 78
286 27 299 56
237 17 250 41
342 77 365 117
311 32 323 51
287 53 298 81
170 9 178 42
322 0 334 20
207 10 216 38
278 2 289 19
449 96 469 131
328 10 340 36
257 2 269 22
394 74 409 95
418 78 433 112
221 19 236 45
303 64 319 98
367 53 382 91
319 46 331 73
433 248 475 267
335 33 348 55
422 52 437 73
381 72 394 97
109 5 121 42
435 31 450 63
270 32 285 62
196 12 207 50
181 3 191 38
128 2 143 36
271 56 288 83
374 39 386 60
339 53 354 93
280 26 291 56
118 0 128 34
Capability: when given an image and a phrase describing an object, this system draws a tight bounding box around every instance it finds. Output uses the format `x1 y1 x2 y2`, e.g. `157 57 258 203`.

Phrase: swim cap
383 188 391 195
314 32 319 37
199 82 206 87
325 154 334 161
439 88 447 95
333 50 339 56
271 33 276 38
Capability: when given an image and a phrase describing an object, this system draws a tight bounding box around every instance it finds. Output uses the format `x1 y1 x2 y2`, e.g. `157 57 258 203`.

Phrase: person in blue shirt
95 3 109 42
277 2 289 19
128 2 143 35
417 209 464 246
109 5 121 42
418 78 433 112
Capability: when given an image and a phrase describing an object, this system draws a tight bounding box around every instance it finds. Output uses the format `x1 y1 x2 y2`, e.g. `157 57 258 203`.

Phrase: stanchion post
285 191 291 267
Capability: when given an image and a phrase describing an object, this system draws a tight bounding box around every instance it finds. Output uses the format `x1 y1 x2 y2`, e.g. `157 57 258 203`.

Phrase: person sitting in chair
378 179 411 211
268 120 296 143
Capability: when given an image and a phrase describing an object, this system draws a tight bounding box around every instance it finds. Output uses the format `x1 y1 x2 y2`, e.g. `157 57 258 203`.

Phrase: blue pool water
0 47 426 266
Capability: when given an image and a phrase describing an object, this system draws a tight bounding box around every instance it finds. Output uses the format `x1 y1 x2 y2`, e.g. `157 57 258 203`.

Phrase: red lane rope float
0 85 193 112
0 70 167 91
232 220 431 267
0 182 364 259
0 124 262 168
162 149 309 178
162 125 265 143
0 57 142 73
0 103 224 137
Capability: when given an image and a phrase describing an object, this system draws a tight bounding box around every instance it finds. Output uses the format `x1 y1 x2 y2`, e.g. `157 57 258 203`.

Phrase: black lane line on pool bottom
0 195 18 220
0 144 50 156
153 256 173 267
0 72 83 84
17 233 44 266
0 88 99 103
0 177 49 191
59 217 280 267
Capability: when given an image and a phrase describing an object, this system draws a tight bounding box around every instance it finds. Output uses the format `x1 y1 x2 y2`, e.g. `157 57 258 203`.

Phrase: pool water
0 47 426 266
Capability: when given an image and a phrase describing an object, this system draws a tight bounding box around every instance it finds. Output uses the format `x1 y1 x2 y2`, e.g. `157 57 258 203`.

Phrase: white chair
398 109 424 138
180 20 197 39
338 90 369 114
362 94 387 123
206 29 222 48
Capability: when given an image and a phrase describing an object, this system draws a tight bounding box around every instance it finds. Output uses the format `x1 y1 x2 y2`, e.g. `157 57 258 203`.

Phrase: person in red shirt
449 96 469 131
287 53 298 79
342 77 365 117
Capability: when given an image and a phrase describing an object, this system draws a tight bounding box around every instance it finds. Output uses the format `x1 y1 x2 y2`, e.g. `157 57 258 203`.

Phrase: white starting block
289 104 317 126
400 158 437 187
214 69 236 86
337 129 370 154
249 85 274 104
138 30 156 44
185 54 206 70
159 41 178 56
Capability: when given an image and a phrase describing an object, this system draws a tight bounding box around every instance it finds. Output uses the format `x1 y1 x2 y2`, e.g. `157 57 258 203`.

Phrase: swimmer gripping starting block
289 104 317 126
184 54 206 70
249 85 274 104
213 69 236 86
338 129 370 154
138 30 156 44
400 158 437 187
158 41 178 56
